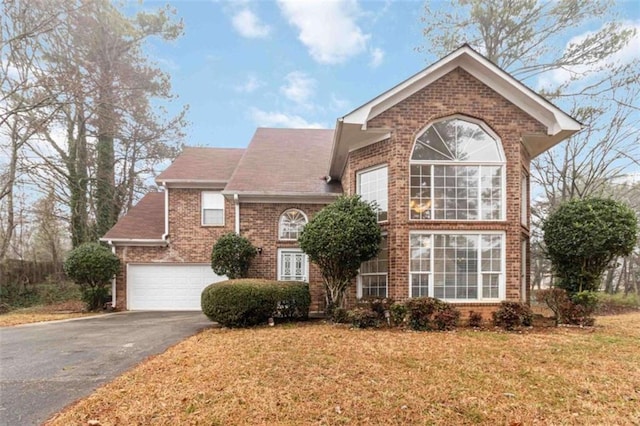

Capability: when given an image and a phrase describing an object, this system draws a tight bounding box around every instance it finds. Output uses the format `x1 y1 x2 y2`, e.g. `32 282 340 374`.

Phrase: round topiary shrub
210 233 257 279
201 279 310 327
64 242 120 311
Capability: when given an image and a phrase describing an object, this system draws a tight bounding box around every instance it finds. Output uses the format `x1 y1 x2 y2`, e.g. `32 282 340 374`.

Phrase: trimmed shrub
492 301 533 330
64 243 119 311
331 307 350 324
405 297 460 331
201 279 310 327
389 302 408 327
347 306 380 328
210 233 257 279
272 281 311 320
468 311 483 328
536 288 598 326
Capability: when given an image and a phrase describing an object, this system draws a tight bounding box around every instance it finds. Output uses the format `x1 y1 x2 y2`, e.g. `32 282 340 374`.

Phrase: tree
210 233 257 279
298 195 382 315
543 198 637 295
63 242 120 311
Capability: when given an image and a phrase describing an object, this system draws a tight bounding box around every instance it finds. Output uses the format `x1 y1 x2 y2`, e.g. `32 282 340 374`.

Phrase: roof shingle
225 128 341 195
156 147 245 183
102 192 165 241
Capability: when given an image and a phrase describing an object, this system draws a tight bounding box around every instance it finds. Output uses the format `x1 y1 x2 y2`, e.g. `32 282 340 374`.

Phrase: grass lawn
46 313 640 425
0 300 98 326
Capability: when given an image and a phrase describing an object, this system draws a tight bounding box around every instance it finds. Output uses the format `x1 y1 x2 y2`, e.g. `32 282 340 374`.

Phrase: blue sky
134 0 640 150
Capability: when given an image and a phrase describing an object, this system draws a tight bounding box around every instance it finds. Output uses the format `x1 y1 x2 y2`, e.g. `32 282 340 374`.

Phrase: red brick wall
342 67 545 310
239 203 329 312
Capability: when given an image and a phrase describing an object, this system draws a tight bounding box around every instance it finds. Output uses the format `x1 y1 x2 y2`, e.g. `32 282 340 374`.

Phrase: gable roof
156 147 245 188
101 192 166 244
328 44 582 178
224 128 341 200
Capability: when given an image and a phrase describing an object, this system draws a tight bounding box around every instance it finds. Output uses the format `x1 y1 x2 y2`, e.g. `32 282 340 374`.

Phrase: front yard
47 313 640 425
0 300 97 327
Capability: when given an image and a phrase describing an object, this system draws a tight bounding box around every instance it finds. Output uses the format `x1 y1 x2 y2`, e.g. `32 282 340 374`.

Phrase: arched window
278 209 308 240
410 116 505 221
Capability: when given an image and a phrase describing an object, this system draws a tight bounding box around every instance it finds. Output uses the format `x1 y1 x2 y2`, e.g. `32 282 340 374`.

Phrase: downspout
161 183 169 242
234 193 240 234
108 241 116 308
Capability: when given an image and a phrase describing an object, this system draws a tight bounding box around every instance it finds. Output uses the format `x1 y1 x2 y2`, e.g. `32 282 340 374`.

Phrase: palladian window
410 117 505 221
278 209 308 240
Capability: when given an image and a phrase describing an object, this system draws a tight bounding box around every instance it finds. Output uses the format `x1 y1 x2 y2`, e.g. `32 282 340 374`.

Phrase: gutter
234 193 240 234
108 241 116 308
161 182 169 242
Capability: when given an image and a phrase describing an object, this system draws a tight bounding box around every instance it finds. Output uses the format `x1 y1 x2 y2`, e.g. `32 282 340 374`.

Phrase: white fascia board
341 46 581 136
328 122 391 179
157 179 227 189
224 192 341 204
99 238 168 247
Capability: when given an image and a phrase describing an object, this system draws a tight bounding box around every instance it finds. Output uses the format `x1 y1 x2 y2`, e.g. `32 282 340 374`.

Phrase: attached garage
127 264 226 311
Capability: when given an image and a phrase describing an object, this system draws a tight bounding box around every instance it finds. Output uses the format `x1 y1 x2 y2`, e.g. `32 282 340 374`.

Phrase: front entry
277 249 309 282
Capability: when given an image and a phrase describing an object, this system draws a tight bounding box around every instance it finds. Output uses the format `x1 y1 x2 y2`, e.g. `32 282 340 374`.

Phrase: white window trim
277 248 309 282
408 116 507 222
357 234 388 299
278 209 308 241
201 192 225 227
356 164 389 223
408 230 506 303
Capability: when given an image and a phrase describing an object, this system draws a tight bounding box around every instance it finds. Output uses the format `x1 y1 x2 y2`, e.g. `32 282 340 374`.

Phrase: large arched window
278 209 308 240
410 116 505 221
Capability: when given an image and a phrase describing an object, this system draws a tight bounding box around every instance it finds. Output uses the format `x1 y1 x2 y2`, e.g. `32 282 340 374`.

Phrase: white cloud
250 107 325 128
278 0 370 64
231 8 271 39
538 21 640 89
370 47 384 68
280 71 316 105
330 93 350 111
235 74 263 93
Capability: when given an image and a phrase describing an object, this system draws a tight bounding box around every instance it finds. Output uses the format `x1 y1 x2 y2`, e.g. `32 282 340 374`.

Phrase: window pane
362 275 388 298
203 209 224 225
358 167 388 222
360 236 388 298
279 209 307 240
411 274 429 298
410 118 504 221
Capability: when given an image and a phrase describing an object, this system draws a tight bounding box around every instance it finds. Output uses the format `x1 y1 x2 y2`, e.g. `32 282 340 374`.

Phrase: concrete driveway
0 311 213 426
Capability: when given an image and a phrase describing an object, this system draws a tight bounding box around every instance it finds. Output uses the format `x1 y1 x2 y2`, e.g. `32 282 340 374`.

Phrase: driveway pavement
0 311 213 426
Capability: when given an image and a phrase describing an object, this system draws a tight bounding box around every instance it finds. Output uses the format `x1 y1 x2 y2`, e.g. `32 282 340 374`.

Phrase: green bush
468 311 483 328
201 279 310 327
389 302 408 327
210 233 257 279
405 297 460 331
347 306 381 328
331 307 350 324
492 301 533 330
536 288 598 326
596 292 640 315
543 198 637 295
64 243 119 311
272 281 311 319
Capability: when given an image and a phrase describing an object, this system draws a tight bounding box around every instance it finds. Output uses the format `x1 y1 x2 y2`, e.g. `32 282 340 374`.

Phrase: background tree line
1 0 186 270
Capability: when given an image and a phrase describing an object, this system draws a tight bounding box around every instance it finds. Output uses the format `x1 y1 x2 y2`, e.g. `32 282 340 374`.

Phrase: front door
278 249 308 282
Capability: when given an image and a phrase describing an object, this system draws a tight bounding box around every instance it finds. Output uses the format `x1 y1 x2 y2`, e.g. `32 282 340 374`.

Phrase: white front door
278 249 308 282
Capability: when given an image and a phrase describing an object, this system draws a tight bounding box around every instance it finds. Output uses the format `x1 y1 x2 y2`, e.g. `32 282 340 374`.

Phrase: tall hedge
64 243 120 311
543 198 637 295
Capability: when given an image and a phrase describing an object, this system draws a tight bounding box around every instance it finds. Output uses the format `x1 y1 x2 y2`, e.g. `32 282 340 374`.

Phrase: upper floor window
202 192 225 226
279 209 308 240
410 117 505 221
357 165 388 222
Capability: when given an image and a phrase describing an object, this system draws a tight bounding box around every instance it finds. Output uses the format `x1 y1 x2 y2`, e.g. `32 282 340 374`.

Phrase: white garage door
127 264 226 311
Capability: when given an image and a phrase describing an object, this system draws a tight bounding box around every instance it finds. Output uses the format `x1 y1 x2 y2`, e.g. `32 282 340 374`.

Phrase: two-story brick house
102 45 581 314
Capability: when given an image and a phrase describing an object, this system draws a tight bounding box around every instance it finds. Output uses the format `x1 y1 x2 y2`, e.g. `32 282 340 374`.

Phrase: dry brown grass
47 313 640 426
0 300 97 326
